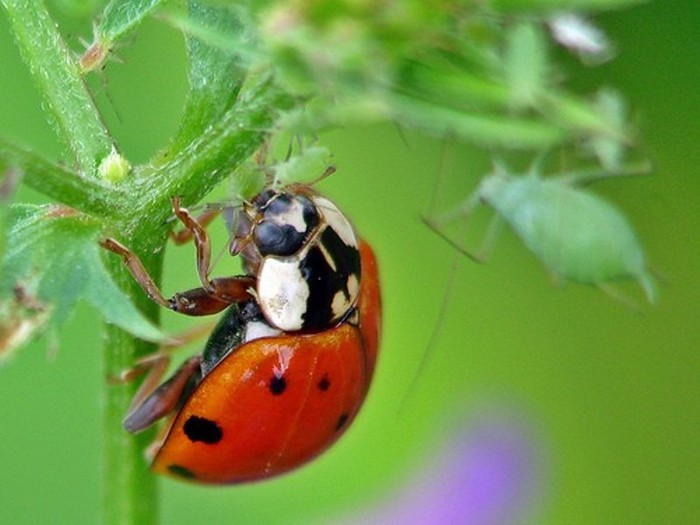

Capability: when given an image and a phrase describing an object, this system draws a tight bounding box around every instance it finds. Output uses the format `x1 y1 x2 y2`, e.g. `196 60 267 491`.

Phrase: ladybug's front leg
101 198 257 316
170 208 220 245
101 237 254 315
168 277 256 316
171 197 259 308
171 197 214 293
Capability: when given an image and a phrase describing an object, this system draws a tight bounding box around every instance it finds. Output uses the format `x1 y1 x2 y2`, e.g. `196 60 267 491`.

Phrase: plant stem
0 139 125 218
1 0 113 174
125 72 294 238
102 247 164 525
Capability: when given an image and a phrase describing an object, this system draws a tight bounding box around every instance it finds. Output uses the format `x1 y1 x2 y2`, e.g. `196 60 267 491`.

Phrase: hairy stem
1 0 113 173
0 139 125 217
102 248 164 525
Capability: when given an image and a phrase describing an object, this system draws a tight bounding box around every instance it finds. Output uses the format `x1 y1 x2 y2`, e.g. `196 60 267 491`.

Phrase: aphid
427 166 656 302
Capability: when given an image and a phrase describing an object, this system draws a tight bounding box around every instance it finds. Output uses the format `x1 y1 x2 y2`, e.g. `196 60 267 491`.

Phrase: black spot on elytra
269 375 287 395
335 413 349 431
183 415 223 444
318 375 331 391
167 464 196 479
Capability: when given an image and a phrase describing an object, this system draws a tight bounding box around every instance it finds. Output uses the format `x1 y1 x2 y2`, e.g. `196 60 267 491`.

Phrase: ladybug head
251 190 321 257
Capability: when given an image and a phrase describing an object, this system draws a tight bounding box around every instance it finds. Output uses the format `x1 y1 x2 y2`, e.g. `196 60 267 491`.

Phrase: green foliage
504 23 549 110
0 0 654 522
98 148 132 184
48 0 102 19
81 0 170 72
1 204 166 341
99 0 168 43
0 0 298 363
254 0 642 157
492 0 646 10
0 138 125 217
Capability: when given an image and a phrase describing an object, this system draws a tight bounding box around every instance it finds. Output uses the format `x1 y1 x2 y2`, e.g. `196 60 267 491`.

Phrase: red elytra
152 241 381 483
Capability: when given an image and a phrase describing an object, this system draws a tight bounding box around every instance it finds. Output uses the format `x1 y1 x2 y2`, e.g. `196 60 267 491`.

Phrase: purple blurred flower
340 410 543 524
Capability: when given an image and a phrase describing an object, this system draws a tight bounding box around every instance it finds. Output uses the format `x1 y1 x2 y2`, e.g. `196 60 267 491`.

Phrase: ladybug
101 185 381 484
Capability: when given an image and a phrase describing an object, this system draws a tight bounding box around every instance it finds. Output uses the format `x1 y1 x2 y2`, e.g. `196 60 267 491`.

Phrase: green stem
126 72 294 237
1 0 113 174
0 139 125 217
103 246 164 525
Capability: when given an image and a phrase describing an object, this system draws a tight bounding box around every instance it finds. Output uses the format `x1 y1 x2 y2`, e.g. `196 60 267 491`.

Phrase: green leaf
0 165 21 260
2 0 113 173
392 95 565 148
47 0 102 19
133 70 293 222
0 283 52 363
81 0 171 72
543 91 628 141
1 205 167 345
100 0 169 43
588 88 628 170
504 23 548 109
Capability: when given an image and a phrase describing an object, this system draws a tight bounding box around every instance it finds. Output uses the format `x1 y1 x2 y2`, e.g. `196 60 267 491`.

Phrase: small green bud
98 148 131 184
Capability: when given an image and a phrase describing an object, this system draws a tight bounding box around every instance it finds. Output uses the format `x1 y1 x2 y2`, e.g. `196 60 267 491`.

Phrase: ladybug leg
109 321 215 434
124 355 202 433
100 237 172 308
122 352 172 412
117 321 216 385
171 197 215 293
171 197 256 306
170 275 256 313
170 208 220 245
100 237 256 315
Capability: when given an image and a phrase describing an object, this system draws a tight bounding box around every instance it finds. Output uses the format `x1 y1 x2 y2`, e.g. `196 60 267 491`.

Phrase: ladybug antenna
306 165 337 187
218 201 247 233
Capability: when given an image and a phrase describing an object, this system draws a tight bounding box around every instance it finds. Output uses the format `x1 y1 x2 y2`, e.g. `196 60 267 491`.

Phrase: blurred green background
1 1 699 523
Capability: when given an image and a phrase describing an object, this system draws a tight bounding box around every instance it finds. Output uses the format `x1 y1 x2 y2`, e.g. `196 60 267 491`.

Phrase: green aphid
433 168 657 304
482 171 656 303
